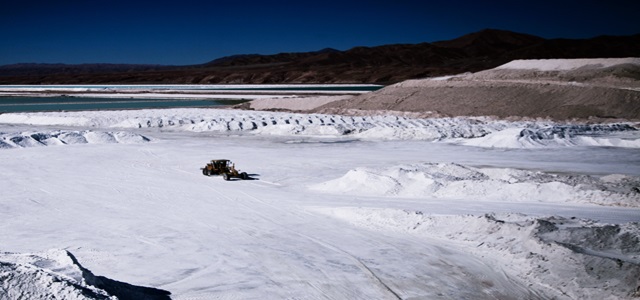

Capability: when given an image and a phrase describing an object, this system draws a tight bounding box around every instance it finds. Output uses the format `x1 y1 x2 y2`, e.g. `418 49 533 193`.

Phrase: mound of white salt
0 130 151 150
1 109 638 147
309 163 640 207
0 249 112 299
460 124 640 149
312 208 640 300
0 249 171 299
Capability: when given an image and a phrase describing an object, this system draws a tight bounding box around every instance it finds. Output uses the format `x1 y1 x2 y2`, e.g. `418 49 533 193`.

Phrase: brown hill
1 29 639 85
432 29 546 56
311 58 640 121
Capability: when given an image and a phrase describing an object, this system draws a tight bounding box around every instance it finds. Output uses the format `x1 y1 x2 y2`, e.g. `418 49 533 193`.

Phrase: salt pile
310 163 640 207
1 250 112 299
460 124 640 148
0 130 151 149
0 109 638 148
0 249 170 299
314 208 640 300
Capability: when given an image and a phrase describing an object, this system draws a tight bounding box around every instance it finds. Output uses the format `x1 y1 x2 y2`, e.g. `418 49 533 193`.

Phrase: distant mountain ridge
1 29 639 84
205 48 341 67
0 63 170 77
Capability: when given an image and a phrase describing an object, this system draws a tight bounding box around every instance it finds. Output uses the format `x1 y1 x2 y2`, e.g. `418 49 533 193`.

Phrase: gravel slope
310 58 640 121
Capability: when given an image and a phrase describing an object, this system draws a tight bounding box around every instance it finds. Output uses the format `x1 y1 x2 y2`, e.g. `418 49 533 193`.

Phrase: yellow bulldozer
201 159 249 180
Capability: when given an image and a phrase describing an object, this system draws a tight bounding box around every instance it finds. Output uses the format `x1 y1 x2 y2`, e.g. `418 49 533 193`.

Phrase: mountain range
1 29 639 85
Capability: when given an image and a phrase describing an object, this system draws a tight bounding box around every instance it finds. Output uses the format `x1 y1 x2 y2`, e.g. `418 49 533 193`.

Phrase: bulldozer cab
212 159 230 169
205 159 231 172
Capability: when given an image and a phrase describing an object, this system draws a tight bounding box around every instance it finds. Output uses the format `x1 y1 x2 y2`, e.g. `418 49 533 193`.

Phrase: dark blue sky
1 0 639 65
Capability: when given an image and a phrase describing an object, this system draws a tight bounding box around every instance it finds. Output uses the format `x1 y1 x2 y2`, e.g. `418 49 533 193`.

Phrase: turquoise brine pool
0 84 382 112
0 96 247 113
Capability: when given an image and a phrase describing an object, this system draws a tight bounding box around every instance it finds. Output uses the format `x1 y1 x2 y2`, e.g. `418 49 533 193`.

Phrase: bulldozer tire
240 172 248 180
223 173 230 181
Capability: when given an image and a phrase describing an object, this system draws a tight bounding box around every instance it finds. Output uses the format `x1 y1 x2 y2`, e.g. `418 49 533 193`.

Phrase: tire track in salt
198 186 335 299
223 189 403 299
231 190 546 299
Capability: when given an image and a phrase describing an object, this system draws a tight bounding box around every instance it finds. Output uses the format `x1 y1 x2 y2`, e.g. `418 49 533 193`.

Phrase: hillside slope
312 58 640 120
